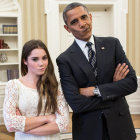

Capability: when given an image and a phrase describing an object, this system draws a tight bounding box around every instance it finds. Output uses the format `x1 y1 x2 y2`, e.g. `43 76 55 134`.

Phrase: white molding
15 0 22 75
0 0 18 12
44 0 60 79
0 12 18 17
60 133 72 139
126 77 140 114
135 129 140 134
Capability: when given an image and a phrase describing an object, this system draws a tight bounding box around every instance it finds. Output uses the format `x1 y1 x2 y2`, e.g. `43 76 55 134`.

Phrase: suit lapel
94 36 105 84
69 37 106 84
70 41 96 82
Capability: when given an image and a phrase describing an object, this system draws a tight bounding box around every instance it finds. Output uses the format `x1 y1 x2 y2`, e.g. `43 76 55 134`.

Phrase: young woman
3 40 69 140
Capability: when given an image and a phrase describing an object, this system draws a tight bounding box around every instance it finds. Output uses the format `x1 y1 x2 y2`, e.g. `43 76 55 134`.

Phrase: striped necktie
86 42 97 77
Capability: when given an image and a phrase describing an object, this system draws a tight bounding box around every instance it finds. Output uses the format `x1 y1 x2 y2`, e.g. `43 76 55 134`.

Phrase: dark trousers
72 111 110 140
102 113 110 140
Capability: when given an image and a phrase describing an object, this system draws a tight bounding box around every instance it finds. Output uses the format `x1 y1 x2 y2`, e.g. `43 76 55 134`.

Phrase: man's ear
89 13 92 21
64 25 71 33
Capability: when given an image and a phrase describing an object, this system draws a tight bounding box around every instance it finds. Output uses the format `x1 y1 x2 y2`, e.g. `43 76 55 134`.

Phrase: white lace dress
3 79 69 140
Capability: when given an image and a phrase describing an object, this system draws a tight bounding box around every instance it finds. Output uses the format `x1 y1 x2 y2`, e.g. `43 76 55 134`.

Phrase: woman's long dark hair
21 39 58 115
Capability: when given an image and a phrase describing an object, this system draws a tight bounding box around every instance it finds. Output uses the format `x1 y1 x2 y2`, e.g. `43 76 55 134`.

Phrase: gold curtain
127 0 140 76
18 0 47 45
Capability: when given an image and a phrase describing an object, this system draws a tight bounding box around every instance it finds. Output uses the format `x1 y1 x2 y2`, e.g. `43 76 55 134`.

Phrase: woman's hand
45 114 56 123
16 108 22 116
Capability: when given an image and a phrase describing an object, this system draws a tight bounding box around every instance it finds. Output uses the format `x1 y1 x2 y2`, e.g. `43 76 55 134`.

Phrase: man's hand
80 87 95 97
113 63 129 81
79 63 129 97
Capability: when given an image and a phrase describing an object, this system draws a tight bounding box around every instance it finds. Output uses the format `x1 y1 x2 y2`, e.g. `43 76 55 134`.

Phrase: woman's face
24 48 48 76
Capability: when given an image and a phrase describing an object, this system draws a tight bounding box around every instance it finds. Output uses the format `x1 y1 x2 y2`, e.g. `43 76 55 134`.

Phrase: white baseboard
126 77 140 114
135 129 140 134
60 133 72 140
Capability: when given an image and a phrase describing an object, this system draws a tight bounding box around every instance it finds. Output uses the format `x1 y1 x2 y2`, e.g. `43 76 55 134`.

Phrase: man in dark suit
56 2 137 140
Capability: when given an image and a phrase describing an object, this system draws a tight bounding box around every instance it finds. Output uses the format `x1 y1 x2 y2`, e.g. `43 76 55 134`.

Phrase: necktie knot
86 42 93 49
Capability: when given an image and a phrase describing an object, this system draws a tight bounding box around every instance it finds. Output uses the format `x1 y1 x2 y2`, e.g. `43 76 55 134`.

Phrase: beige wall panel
133 0 140 76
127 0 140 76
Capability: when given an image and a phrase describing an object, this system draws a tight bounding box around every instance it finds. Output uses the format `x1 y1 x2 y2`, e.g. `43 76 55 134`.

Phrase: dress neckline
16 79 37 91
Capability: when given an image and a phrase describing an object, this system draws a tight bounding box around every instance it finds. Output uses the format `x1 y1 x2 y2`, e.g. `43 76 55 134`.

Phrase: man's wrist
93 86 101 96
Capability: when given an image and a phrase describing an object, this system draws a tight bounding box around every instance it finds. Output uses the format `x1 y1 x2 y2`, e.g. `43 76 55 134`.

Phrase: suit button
119 111 124 116
105 111 110 116
106 96 110 100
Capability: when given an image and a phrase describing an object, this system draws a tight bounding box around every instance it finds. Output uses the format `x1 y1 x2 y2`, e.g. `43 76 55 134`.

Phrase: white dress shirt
75 35 101 96
75 35 95 61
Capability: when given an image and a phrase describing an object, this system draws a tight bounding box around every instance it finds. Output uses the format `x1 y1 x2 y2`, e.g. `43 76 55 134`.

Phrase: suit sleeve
56 57 102 113
98 38 137 101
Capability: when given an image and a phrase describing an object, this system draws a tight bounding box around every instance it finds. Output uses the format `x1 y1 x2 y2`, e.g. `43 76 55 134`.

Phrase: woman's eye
32 58 38 61
42 56 48 60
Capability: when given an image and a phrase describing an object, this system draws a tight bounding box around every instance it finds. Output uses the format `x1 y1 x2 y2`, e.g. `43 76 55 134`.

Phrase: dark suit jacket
56 36 137 140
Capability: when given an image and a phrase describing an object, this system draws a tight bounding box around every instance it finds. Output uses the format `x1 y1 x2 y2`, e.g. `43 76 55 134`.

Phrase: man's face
64 6 92 42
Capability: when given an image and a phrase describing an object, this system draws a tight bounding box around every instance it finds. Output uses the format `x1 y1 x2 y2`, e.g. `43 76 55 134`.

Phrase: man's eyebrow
81 14 88 17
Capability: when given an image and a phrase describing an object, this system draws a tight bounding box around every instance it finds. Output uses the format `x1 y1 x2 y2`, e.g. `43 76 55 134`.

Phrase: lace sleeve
55 85 69 133
3 80 26 132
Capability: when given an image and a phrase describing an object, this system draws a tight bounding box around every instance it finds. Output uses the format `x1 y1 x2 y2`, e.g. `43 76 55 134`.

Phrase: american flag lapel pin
101 47 105 50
